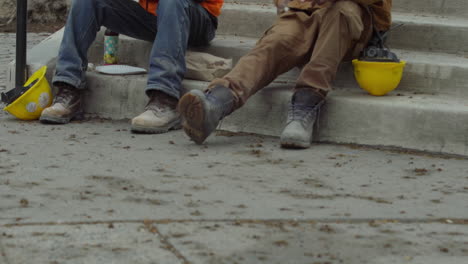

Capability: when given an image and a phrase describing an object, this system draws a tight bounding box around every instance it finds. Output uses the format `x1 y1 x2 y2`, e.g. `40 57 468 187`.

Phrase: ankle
54 82 76 91
206 85 235 116
292 88 326 107
294 88 327 100
148 90 178 109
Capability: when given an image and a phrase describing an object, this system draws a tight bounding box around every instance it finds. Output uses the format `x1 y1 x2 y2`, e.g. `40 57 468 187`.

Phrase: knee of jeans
157 0 189 14
71 0 94 8
70 0 100 12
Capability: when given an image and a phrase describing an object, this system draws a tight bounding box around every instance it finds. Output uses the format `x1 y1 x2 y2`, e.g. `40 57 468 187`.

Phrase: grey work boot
40 83 82 124
280 90 325 149
131 92 181 134
178 85 234 144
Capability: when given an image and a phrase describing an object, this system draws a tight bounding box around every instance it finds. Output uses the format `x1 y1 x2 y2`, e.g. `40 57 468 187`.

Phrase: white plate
95 65 147 75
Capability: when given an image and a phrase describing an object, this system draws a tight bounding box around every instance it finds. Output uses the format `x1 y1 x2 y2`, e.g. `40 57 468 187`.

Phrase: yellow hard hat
352 59 406 96
3 66 53 120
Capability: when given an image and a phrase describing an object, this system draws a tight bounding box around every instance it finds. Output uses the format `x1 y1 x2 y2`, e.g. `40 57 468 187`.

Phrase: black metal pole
15 0 27 88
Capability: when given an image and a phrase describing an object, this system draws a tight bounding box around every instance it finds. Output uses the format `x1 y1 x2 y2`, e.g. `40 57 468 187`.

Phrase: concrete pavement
0 33 50 92
0 110 467 263
1 3 468 263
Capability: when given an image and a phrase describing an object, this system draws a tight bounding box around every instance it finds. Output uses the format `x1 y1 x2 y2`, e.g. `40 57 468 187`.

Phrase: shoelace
288 101 324 127
145 97 175 115
54 86 77 105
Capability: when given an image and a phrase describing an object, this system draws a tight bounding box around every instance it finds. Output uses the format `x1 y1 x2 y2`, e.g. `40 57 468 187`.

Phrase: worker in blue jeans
40 0 223 134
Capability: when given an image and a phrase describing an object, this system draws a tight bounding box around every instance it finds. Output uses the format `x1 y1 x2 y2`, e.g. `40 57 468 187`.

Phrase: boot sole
178 91 209 144
280 136 311 149
131 120 182 134
39 112 83 124
40 115 71 124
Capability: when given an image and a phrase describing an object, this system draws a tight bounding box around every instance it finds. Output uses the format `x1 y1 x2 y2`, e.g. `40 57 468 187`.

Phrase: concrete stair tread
217 3 468 54
328 89 468 109
224 0 468 18
208 34 468 67
392 12 468 27
94 34 468 97
221 3 468 24
112 33 468 71
202 35 468 96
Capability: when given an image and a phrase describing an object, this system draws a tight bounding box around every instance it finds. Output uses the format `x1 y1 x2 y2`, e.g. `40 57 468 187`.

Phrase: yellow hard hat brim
4 66 53 120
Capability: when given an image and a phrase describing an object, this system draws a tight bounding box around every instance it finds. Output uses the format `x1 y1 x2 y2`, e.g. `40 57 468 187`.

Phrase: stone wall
0 0 71 26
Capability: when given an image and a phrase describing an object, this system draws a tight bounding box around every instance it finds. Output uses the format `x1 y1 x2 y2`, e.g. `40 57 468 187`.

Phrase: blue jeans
53 0 217 99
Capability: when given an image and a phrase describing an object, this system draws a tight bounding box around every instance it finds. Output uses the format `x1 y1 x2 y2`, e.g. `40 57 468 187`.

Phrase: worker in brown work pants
178 0 392 148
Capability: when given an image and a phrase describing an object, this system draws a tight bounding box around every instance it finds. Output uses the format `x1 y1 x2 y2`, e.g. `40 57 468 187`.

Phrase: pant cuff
145 86 180 100
294 87 329 98
52 76 86 90
208 78 242 108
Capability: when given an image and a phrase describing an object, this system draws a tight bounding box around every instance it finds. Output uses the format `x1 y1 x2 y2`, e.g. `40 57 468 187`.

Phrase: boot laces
54 86 78 105
146 98 169 114
145 96 176 115
288 101 323 127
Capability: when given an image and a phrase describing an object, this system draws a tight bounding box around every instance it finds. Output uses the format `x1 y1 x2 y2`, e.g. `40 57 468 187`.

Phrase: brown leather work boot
40 83 82 124
280 89 325 149
131 91 181 134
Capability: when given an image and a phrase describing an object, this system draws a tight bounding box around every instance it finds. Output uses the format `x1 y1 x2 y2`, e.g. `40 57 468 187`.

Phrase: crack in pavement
141 220 190 263
152 221 191 264
2 218 468 228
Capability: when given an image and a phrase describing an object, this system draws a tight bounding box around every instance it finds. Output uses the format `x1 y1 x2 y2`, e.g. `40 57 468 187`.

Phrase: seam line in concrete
152 222 191 264
2 218 467 228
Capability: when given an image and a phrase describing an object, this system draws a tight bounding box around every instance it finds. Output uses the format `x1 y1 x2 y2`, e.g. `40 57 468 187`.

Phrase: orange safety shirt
139 0 224 17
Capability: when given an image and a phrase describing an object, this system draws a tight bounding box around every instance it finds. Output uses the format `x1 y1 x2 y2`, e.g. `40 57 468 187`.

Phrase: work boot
178 85 234 144
131 91 181 134
40 83 82 124
280 89 325 149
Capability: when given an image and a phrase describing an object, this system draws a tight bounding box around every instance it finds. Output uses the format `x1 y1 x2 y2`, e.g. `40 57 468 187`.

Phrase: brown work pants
209 1 367 109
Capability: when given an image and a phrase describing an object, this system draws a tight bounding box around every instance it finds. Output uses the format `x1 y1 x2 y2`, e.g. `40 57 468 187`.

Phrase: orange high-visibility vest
139 0 224 17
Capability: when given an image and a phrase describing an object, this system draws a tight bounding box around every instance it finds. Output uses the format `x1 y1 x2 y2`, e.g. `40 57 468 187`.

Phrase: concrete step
224 87 468 156
82 71 468 156
8 15 468 157
86 34 468 97
393 0 468 17
217 3 468 55
224 0 468 18
190 36 468 98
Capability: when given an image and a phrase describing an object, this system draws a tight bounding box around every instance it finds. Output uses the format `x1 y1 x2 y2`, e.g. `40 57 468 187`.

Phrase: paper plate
95 65 147 75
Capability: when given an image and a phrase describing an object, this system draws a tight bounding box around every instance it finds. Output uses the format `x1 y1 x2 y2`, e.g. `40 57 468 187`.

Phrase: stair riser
220 87 468 156
335 62 468 97
224 0 468 17
83 72 206 120
83 72 468 156
386 21 468 56
217 7 468 54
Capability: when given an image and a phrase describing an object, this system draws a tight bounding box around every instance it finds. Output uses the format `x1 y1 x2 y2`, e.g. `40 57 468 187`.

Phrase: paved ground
0 112 467 263
1 32 468 263
0 33 50 91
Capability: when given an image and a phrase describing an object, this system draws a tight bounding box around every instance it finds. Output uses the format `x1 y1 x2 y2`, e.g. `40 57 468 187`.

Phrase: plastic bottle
104 29 119 64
